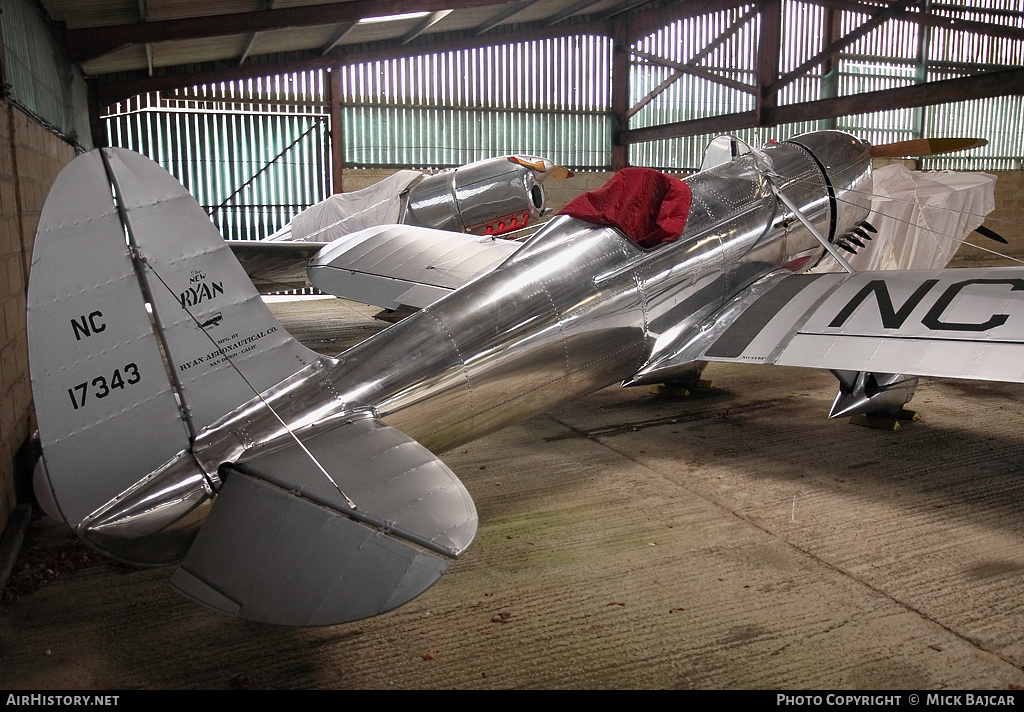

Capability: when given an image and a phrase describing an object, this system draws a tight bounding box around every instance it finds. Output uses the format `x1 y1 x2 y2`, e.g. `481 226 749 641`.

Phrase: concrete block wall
985 170 1024 259
0 103 76 537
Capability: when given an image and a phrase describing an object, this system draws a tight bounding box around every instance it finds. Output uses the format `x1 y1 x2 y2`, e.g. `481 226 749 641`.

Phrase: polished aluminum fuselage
190 134 871 472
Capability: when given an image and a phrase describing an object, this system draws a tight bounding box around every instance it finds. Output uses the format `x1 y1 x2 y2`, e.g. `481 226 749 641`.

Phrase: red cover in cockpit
558 167 693 248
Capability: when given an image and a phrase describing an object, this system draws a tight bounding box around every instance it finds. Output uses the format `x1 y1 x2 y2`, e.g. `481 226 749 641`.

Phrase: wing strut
771 183 856 274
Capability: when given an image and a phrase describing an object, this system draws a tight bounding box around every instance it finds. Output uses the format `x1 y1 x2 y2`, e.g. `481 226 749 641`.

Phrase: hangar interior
1 0 1024 689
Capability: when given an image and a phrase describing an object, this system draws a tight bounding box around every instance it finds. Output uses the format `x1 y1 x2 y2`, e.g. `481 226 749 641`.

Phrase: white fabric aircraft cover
814 165 996 273
270 170 423 243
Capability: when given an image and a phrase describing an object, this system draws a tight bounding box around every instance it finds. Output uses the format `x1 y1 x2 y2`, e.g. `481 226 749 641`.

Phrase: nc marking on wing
828 277 1024 333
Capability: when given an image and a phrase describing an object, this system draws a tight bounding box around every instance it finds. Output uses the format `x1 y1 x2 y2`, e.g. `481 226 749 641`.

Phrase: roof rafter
624 0 748 42
239 33 259 66
402 10 453 44
543 0 606 27
321 21 358 55
474 0 540 35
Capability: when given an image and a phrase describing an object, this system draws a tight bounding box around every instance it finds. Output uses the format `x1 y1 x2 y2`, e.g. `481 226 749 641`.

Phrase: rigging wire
135 251 360 512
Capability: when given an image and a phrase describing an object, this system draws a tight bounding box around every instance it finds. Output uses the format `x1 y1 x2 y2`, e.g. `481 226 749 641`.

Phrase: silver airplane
230 154 570 293
26 131 1021 626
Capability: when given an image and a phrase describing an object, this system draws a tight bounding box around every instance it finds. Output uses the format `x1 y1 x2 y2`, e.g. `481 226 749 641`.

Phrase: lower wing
228 240 330 292
305 224 522 309
634 267 1024 385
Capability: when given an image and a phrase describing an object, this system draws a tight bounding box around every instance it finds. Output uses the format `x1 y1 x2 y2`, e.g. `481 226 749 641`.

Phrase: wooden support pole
88 80 108 149
756 0 781 127
620 67 1024 144
329 66 344 193
819 4 842 130
610 16 630 171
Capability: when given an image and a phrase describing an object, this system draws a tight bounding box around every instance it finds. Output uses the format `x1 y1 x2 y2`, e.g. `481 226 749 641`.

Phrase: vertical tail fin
28 149 317 561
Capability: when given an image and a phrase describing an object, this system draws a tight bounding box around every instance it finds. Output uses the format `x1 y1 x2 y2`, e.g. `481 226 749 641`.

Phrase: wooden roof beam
808 0 1024 42
321 22 358 55
619 110 759 145
473 0 539 36
765 67 1024 125
770 0 917 95
632 48 756 96
543 0 606 27
402 10 453 44
239 33 259 66
619 67 1024 144
624 0 748 43
599 0 658 21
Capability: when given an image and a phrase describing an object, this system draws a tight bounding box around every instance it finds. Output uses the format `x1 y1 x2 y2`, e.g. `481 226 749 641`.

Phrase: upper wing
306 224 523 309
633 267 1024 384
228 240 330 292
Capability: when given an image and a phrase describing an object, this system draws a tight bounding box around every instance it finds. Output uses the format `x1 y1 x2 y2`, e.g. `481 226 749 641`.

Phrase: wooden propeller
869 137 987 158
508 156 574 179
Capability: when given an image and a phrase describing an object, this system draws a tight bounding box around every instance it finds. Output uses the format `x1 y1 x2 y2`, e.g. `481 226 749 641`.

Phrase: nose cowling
784 131 874 244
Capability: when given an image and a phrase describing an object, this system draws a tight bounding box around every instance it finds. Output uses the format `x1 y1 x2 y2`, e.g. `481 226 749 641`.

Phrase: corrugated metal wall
104 37 614 239
105 73 331 240
917 0 1024 169
336 36 612 169
2 0 91 147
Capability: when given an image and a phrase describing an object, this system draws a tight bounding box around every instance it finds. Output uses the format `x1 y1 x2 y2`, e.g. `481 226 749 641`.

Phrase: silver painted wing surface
640 267 1024 384
306 224 522 309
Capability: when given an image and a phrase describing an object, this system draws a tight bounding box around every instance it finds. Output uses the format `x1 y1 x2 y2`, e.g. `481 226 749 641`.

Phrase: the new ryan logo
179 269 224 309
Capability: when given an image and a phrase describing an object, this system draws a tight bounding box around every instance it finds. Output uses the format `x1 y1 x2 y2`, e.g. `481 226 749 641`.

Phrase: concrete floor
2 297 1024 689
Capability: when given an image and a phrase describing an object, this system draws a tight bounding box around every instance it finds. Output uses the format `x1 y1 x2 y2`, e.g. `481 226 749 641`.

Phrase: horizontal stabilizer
171 471 450 626
172 417 477 625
